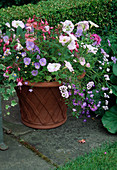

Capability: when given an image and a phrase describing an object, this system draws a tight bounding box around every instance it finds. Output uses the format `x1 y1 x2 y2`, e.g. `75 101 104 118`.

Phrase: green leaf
110 74 117 85
45 76 52 81
0 64 4 70
113 63 117 76
11 100 17 107
102 105 117 134
7 112 10 115
111 85 117 96
5 105 10 110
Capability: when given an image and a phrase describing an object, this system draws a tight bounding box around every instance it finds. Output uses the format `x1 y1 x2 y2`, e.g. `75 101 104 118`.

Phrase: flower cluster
0 16 115 120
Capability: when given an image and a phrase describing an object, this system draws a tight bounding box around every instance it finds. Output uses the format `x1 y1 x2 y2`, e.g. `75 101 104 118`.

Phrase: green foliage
0 0 116 35
0 0 43 9
58 141 117 170
102 105 117 134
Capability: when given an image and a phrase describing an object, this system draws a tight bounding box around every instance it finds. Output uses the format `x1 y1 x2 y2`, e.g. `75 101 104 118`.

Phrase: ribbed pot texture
16 82 67 129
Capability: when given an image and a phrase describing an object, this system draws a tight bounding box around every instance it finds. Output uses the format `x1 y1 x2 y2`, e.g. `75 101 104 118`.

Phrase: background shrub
0 0 116 35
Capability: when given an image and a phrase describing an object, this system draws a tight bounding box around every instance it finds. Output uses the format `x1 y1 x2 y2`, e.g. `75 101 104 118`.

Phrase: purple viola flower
83 119 87 122
74 89 79 95
90 94 94 98
36 55 40 59
34 62 40 69
26 41 34 51
88 91 92 94
75 29 83 37
39 58 46 66
31 70 38 76
3 35 9 43
111 56 117 64
21 52 26 57
34 45 40 53
24 57 31 65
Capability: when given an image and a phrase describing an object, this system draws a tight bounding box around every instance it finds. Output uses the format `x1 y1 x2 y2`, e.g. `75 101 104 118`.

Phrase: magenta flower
24 57 31 65
26 41 34 51
34 62 40 69
89 104 98 111
31 70 38 76
39 58 46 66
90 34 101 45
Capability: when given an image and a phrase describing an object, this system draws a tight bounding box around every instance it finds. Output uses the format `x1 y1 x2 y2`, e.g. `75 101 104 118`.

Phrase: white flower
102 106 109 110
16 43 23 51
86 45 98 54
109 89 113 94
5 22 10 28
89 21 99 28
104 74 110 81
12 20 25 29
68 85 71 89
99 67 102 70
61 91 69 98
79 57 86 66
75 21 89 31
64 60 74 72
87 81 94 90
44 25 50 31
106 68 110 72
104 93 110 98
105 100 109 105
47 63 61 72
59 85 68 92
73 59 77 62
61 20 74 33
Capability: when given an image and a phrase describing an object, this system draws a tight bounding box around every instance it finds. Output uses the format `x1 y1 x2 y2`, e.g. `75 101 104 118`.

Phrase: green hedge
0 0 43 9
0 0 116 34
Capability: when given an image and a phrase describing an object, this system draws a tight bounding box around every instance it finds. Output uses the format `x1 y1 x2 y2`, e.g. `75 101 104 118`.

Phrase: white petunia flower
5 22 10 28
61 20 74 33
47 63 61 72
89 21 99 28
12 20 25 29
87 81 94 90
104 74 110 81
64 60 74 72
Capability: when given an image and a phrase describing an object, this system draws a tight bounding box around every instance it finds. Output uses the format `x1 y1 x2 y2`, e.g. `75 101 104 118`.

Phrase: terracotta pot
16 82 67 129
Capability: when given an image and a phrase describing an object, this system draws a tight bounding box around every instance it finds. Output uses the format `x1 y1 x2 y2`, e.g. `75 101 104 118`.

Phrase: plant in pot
0 16 114 129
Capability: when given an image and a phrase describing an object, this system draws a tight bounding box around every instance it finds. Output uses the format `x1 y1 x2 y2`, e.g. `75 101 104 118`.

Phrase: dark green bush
0 0 116 35
0 0 43 9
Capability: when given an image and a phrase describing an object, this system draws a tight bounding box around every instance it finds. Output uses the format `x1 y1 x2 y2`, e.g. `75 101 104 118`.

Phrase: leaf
5 105 10 110
0 64 4 70
113 63 117 76
45 76 52 81
102 105 117 134
11 100 17 107
110 74 117 85
111 85 117 96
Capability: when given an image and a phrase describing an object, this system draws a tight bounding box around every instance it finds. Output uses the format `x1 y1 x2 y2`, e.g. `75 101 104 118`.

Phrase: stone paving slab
20 115 117 166
0 134 54 170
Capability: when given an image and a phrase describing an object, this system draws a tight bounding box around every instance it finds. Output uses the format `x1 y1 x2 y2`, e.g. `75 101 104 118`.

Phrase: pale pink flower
67 40 76 50
86 63 90 68
87 81 94 90
64 60 74 72
79 57 86 66
59 35 70 45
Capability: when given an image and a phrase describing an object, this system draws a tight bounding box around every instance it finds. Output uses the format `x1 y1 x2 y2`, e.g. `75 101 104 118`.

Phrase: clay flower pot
16 82 67 129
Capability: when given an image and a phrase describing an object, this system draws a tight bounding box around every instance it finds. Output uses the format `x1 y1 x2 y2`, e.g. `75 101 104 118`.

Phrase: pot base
16 82 67 129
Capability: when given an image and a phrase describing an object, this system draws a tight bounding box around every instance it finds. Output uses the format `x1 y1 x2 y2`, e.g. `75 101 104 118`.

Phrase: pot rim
23 81 62 87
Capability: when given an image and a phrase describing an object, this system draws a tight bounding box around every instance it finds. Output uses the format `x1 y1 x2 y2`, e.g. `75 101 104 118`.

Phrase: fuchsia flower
17 77 23 86
90 34 101 45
